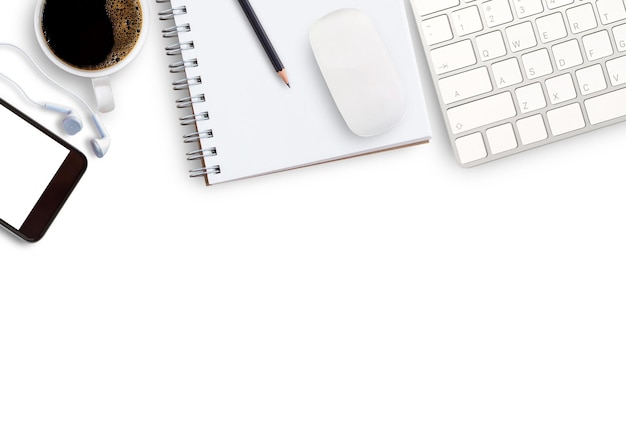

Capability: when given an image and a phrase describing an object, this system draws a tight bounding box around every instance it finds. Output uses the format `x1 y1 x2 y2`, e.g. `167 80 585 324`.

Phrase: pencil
237 0 290 87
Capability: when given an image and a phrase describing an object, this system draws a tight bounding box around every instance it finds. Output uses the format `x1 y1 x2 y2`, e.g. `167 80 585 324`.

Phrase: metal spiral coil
162 24 191 37
187 148 217 161
183 130 213 144
179 112 209 126
176 94 205 108
158 6 187 20
190 165 221 178
165 41 194 56
169 59 198 73
172 76 202 90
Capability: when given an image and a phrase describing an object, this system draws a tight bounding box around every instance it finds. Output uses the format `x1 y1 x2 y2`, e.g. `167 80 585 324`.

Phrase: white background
1 1 625 437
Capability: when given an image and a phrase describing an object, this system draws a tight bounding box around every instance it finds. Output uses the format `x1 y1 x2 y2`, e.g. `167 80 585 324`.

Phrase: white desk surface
1 1 625 437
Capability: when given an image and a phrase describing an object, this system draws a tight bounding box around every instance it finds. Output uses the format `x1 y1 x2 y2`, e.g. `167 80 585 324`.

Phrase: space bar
586 88 626 125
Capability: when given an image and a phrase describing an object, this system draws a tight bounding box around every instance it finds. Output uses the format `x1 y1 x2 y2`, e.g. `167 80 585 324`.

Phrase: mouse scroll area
309 8 407 137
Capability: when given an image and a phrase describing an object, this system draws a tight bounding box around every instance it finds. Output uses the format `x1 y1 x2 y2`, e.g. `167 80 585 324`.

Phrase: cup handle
92 76 115 113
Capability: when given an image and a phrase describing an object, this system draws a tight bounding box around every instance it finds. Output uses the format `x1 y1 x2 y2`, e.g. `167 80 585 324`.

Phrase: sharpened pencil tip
278 69 290 88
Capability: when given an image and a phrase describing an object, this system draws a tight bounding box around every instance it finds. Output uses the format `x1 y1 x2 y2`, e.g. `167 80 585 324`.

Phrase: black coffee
42 0 142 70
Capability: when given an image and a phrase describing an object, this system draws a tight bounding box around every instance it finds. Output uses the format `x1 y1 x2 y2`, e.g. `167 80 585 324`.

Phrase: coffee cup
34 0 149 113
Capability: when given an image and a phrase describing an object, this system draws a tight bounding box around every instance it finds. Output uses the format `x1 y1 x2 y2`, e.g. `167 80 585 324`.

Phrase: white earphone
0 42 110 157
43 102 83 135
89 113 110 158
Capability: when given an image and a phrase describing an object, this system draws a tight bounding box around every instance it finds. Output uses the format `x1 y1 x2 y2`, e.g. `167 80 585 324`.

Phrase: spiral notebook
156 0 431 185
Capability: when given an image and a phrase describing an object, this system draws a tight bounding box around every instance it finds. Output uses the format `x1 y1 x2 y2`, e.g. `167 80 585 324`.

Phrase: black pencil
237 0 290 87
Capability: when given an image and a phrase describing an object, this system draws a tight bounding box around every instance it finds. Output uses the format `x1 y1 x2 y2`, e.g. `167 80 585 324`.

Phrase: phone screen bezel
0 98 87 242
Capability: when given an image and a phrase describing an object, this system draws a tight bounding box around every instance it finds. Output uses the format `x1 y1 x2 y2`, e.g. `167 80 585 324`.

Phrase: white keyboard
411 0 626 166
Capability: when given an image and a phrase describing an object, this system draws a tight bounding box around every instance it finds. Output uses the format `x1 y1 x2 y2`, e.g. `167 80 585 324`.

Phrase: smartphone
0 98 87 242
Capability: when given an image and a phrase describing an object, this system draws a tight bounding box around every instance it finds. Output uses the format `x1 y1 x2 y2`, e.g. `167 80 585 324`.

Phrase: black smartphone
0 98 87 242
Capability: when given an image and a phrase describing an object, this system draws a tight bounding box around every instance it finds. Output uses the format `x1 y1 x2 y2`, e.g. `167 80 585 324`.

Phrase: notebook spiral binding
157 0 220 179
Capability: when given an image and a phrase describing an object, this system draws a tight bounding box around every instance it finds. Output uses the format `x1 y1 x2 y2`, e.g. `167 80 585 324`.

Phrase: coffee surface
42 0 142 70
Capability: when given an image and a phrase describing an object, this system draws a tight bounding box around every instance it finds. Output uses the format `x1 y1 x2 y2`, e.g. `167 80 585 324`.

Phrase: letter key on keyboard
410 0 626 166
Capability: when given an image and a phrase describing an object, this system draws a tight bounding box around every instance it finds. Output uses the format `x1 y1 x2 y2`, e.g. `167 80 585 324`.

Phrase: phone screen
0 99 86 241
0 104 70 229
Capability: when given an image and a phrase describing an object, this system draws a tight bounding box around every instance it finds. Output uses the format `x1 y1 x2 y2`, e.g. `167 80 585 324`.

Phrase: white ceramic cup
34 0 150 113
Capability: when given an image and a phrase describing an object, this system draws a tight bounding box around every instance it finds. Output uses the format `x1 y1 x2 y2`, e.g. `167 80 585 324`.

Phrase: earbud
43 102 83 135
44 104 110 157
90 114 110 158
45 104 110 157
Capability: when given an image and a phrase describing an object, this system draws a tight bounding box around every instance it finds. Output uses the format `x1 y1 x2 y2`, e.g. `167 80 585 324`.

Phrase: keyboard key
536 12 567 43
606 55 626 85
486 123 518 154
476 31 507 61
517 114 548 145
552 40 583 70
451 6 483 36
545 73 577 104
422 15 453 45
447 92 517 134
438 67 493 104
482 0 514 27
515 82 547 113
522 48 554 78
412 0 460 16
430 40 477 74
597 0 626 24
506 21 537 52
566 4 598 34
547 103 586 136
613 24 626 51
546 0 574 9
582 30 614 61
576 64 608 95
492 57 523 88
513 0 544 19
585 88 626 124
455 132 487 164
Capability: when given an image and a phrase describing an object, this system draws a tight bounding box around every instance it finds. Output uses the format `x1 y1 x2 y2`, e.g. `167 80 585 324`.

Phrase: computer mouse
309 8 407 137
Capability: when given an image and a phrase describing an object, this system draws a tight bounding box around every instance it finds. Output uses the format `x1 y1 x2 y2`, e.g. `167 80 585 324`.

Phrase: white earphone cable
0 71 44 107
0 42 97 118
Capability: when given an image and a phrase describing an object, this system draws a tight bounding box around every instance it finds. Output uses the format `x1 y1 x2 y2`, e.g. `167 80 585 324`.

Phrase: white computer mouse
309 8 407 137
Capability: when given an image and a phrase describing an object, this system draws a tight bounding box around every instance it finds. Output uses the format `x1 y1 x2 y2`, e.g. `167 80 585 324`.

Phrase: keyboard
411 0 626 166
